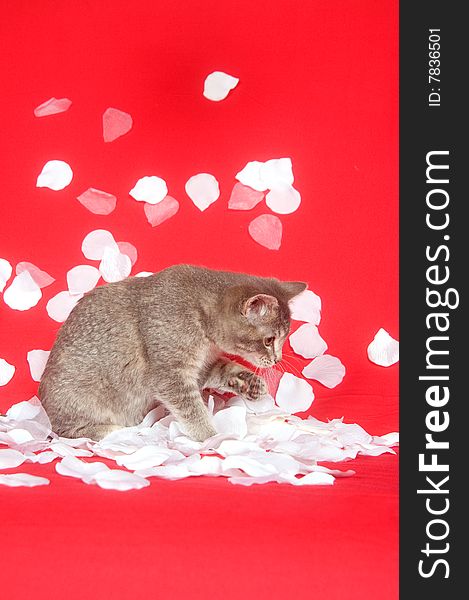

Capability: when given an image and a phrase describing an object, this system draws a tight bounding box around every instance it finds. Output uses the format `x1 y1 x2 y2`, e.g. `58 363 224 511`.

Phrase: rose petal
248 214 282 250
102 107 133 142
0 473 50 487
289 289 322 324
275 372 314 414
46 291 82 322
212 406 248 439
289 323 328 358
3 271 42 311
117 242 138 267
36 160 73 190
77 188 117 215
56 456 109 482
6 398 42 421
67 265 101 295
228 182 265 210
259 158 294 188
302 355 346 388
135 271 153 277
144 196 179 226
235 161 267 192
99 246 132 283
0 258 13 292
265 184 301 215
15 262 55 288
34 97 72 117
27 350 50 382
91 469 150 491
0 448 26 469
82 229 118 260
185 173 220 211
129 176 168 204
116 446 180 470
367 328 399 367
203 71 239 101
0 358 15 386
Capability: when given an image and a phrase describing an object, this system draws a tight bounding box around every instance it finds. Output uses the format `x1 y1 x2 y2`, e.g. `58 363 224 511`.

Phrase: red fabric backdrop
1 1 398 598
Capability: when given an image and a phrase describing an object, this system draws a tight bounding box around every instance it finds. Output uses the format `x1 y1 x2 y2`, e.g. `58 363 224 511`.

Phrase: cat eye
264 336 275 347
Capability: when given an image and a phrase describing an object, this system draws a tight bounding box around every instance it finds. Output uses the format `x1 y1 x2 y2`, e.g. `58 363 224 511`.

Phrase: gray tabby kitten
39 264 306 441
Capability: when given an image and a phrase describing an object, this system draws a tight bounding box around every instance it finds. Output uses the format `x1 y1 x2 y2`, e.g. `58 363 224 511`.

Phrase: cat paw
228 371 268 401
186 422 217 442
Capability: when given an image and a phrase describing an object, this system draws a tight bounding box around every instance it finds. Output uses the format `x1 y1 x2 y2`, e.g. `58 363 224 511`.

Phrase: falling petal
265 184 301 215
81 229 118 260
77 188 117 215
275 372 314 413
36 160 73 190
367 328 399 367
46 291 82 323
3 271 42 311
235 161 267 192
99 246 132 283
185 173 220 211
0 258 13 292
289 323 327 358
248 214 282 250
203 71 239 101
302 355 346 388
289 289 322 325
34 97 72 117
259 158 294 188
27 350 50 382
144 196 179 226
102 107 133 142
67 265 101 295
228 182 264 210
0 358 15 386
16 262 55 288
130 175 168 204
117 242 138 267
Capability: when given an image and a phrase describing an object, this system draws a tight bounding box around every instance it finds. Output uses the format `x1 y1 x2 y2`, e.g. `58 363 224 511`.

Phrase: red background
1 1 398 598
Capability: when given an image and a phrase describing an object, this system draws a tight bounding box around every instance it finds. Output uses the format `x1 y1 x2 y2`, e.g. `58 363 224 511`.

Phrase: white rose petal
289 289 322 325
367 328 399 367
46 291 82 322
203 71 239 101
0 258 13 292
289 323 328 358
129 176 168 205
99 247 132 283
0 473 50 487
36 160 73 190
0 358 15 386
81 229 118 261
275 372 314 414
67 265 101 295
235 161 267 192
185 173 220 211
265 184 301 215
27 350 50 382
3 271 42 311
302 355 346 388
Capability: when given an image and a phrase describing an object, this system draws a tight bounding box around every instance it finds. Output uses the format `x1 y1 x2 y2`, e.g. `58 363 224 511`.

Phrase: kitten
39 264 306 441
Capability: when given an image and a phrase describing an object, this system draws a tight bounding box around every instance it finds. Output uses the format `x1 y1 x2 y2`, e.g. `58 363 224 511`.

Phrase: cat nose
273 352 281 364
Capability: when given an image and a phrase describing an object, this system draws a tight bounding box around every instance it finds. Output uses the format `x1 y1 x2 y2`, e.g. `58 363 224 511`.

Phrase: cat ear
282 281 308 299
242 294 279 322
